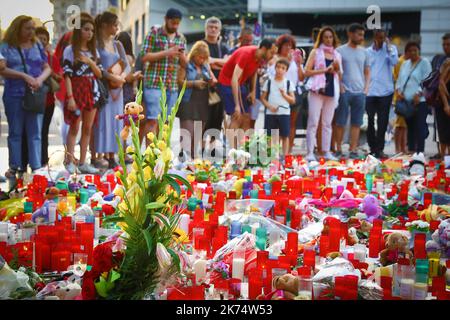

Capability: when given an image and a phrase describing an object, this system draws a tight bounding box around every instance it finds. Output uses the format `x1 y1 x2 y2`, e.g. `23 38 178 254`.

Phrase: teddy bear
360 194 382 223
115 101 145 140
256 273 300 300
379 233 413 266
31 187 59 224
409 152 426 176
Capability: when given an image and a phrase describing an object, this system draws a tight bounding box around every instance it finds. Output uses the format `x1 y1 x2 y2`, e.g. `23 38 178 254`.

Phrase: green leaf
102 215 125 224
167 248 181 272
164 175 181 197
153 212 172 230
167 173 193 192
145 202 166 210
142 228 154 256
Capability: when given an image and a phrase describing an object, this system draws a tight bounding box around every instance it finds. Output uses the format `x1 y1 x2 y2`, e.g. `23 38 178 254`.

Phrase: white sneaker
305 153 317 162
324 152 338 161
78 163 100 174
66 162 77 174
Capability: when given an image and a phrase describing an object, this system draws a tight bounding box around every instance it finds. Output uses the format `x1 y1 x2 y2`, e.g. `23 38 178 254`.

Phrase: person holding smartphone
140 8 187 146
366 29 399 159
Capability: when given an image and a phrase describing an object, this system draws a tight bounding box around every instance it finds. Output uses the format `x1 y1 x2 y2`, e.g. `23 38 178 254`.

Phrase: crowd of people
1 8 450 181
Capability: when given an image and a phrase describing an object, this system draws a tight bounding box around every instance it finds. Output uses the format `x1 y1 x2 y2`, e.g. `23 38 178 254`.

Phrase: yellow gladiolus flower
157 141 166 151
162 148 173 162
147 132 155 141
132 162 139 171
126 146 134 154
163 124 169 132
128 171 137 183
118 201 128 212
144 166 152 180
114 186 125 198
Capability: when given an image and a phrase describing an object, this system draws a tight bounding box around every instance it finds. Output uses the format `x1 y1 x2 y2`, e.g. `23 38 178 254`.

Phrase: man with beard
218 38 277 148
140 8 187 145
334 23 371 159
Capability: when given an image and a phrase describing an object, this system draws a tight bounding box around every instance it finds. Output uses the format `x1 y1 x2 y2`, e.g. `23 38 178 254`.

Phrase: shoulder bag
17 46 48 114
395 60 422 118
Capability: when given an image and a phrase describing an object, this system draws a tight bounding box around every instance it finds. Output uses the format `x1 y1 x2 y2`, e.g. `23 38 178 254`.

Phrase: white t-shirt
262 77 295 115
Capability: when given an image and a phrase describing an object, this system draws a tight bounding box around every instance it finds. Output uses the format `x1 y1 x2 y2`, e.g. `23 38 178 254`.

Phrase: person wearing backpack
260 58 296 156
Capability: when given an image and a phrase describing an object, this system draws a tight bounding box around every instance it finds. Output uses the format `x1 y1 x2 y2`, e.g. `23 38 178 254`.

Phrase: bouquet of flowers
82 81 192 300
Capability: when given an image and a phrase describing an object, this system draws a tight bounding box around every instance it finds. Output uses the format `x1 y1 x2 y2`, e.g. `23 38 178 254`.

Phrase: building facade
248 0 450 59
50 0 118 44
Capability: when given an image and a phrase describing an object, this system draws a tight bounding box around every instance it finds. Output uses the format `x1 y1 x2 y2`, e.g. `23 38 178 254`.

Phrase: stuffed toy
54 281 82 300
426 219 450 257
256 273 299 300
31 187 59 223
418 205 450 222
115 101 145 140
409 152 426 176
379 233 413 266
360 194 382 223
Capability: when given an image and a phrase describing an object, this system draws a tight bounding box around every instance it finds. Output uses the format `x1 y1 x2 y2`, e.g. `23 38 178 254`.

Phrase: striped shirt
141 25 186 91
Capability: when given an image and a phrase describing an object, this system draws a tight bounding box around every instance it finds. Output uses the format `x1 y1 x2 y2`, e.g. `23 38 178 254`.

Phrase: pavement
0 84 439 190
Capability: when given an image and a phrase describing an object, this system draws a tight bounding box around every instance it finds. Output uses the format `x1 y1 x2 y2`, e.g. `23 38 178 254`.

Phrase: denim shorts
143 87 179 120
335 91 366 126
265 114 290 137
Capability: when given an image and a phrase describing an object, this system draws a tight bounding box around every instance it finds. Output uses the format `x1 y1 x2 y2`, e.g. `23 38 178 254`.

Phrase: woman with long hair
0 15 52 179
62 12 103 174
177 40 217 159
304 26 342 162
267 34 306 154
94 11 130 169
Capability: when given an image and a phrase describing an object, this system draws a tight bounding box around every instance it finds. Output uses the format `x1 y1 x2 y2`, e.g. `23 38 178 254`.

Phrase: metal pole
258 0 263 38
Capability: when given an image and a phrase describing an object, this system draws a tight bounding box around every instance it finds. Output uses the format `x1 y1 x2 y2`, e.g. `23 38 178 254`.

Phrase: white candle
48 202 57 224
0 233 8 243
240 282 249 299
353 244 366 262
376 181 384 195
94 217 100 239
269 229 280 247
400 278 414 300
232 258 245 281
193 258 207 284
413 282 428 300
178 214 190 235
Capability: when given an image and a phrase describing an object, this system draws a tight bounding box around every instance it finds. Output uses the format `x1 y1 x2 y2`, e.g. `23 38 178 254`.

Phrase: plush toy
426 219 450 257
54 281 82 300
361 194 382 223
409 152 426 176
379 233 413 266
257 273 299 300
115 101 145 140
347 227 359 245
31 187 59 223
418 205 450 222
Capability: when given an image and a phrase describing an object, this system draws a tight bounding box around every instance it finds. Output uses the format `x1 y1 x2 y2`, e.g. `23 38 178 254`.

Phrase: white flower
156 242 172 270
154 158 165 181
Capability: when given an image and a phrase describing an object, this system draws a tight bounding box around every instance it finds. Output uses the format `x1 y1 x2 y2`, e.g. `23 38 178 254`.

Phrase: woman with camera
177 41 217 160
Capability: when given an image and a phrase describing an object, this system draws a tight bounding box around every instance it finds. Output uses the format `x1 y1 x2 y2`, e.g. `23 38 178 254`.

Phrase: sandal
92 157 109 169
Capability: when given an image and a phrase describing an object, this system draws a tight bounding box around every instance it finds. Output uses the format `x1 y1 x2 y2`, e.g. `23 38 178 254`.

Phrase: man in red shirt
218 38 277 118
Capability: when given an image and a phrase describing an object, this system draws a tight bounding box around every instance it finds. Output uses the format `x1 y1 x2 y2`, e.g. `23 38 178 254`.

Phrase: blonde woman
177 41 217 159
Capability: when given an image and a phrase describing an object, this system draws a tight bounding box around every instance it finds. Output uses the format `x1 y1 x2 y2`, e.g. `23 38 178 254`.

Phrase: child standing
261 58 296 155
